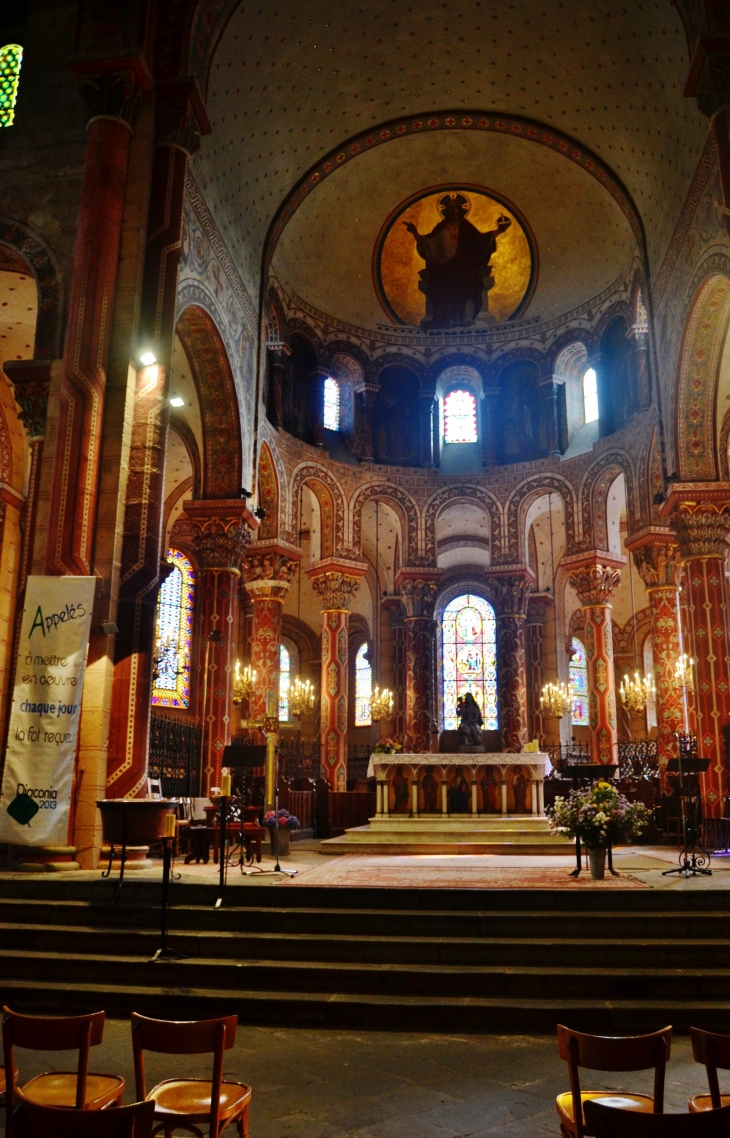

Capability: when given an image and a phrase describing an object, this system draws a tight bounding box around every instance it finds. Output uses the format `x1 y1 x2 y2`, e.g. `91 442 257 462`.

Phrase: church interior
3 0 730 1134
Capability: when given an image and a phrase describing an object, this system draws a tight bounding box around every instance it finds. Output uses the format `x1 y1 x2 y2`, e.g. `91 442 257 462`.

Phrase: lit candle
220 773 232 797
164 812 176 838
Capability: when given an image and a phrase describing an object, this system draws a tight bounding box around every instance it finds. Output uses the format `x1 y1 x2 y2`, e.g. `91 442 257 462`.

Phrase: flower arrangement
263 809 300 830
374 737 403 755
546 781 652 849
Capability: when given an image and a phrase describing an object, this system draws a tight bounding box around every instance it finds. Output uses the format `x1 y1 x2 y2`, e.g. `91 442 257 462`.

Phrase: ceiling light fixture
169 392 185 408
138 350 157 367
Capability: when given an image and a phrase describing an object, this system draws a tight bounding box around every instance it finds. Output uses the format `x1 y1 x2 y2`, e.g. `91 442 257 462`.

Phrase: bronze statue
456 692 485 751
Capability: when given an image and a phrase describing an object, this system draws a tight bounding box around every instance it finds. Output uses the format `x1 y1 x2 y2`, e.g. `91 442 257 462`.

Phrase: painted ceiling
270 129 637 330
193 0 706 310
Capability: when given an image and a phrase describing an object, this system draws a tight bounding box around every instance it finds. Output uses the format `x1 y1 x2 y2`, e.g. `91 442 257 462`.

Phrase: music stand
563 765 620 878
662 755 712 878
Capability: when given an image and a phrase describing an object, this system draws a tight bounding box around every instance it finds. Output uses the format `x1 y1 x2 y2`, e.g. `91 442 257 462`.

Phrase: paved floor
0 1026 712 1137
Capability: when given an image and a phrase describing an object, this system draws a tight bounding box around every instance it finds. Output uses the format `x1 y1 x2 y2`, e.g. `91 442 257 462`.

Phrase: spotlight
138 350 157 367
240 488 253 499
169 392 185 408
95 621 119 636
253 507 267 520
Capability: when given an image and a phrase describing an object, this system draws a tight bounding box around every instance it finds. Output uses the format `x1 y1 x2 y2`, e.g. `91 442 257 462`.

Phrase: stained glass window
151 549 194 709
442 594 498 730
279 643 291 722
0 45 23 128
644 635 657 732
323 376 340 431
443 389 478 443
570 637 589 726
355 642 371 726
583 367 599 424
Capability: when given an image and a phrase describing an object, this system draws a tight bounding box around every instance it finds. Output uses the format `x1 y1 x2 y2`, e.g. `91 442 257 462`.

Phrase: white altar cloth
367 752 550 816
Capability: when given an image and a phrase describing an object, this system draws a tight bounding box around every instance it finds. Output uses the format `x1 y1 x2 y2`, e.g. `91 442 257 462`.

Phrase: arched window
279 643 291 722
442 594 498 730
355 642 372 726
0 45 23 128
323 376 340 431
570 637 589 726
644 636 657 731
443 389 478 443
583 367 599 424
151 549 195 709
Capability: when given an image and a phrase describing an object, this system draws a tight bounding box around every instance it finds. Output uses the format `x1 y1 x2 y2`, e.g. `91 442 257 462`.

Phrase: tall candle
220 773 232 797
164 812 176 838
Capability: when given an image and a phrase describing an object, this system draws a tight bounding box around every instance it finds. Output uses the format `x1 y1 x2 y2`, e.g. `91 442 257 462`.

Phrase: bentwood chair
2 1007 124 1138
17 1097 155 1138
584 1100 730 1137
131 1012 251 1137
556 1024 672 1138
688 1028 730 1112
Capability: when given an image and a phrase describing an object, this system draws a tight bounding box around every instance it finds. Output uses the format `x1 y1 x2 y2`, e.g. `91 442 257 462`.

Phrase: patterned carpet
287 854 648 888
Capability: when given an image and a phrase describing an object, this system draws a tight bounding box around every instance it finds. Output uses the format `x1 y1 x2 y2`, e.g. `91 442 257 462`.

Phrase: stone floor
0 1026 713 1137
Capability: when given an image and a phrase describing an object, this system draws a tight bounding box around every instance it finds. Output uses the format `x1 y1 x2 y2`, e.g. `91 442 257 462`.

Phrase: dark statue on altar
456 692 485 753
404 193 512 329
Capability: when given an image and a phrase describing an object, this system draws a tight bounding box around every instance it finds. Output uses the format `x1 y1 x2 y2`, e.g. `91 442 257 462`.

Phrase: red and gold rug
286 854 648 889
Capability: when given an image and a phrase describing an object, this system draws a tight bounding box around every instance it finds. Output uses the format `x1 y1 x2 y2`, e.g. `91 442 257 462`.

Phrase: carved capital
671 501 730 560
77 68 144 127
154 78 212 155
306 556 367 611
489 569 534 617
567 562 622 607
183 499 258 573
632 542 682 589
396 567 442 619
4 360 51 440
244 540 299 600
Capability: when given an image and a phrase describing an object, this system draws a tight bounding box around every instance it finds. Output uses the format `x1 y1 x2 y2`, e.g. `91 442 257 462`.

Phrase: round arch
675 273 730 482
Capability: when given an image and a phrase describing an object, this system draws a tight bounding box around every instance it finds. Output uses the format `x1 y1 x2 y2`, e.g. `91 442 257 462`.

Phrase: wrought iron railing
617 739 659 780
148 713 202 796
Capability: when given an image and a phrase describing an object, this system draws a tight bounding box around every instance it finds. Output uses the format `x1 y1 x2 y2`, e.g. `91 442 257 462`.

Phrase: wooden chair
2 1007 124 1138
131 1012 251 1137
16 1097 155 1137
584 1100 730 1137
688 1028 730 1112
556 1024 672 1138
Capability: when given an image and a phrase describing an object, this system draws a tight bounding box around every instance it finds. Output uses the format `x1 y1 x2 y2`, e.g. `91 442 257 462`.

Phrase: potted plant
546 781 652 879
373 737 403 755
263 809 300 857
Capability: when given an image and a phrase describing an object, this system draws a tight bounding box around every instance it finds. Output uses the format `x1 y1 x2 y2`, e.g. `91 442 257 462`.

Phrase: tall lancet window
279 643 291 722
323 376 340 431
151 549 195 709
442 594 498 730
0 45 23 127
443 389 478 443
355 642 372 726
570 637 589 726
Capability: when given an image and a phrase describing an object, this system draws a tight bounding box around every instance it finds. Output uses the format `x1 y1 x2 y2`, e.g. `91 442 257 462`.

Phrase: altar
366 752 550 817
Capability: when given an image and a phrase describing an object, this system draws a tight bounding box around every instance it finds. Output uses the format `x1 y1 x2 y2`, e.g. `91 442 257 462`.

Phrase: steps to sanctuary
1 877 730 1034
320 814 574 855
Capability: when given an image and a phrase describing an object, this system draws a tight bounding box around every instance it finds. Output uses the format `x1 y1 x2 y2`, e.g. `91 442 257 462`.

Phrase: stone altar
366 752 549 817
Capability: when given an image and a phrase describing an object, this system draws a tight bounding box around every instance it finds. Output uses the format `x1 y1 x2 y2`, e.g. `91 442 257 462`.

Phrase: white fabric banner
0 576 96 847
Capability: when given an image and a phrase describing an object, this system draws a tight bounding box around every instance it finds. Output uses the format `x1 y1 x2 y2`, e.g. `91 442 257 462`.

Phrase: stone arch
256 441 279 540
504 476 579 563
175 304 242 498
288 462 347 556
424 484 502 564
580 451 639 550
675 273 730 481
370 352 426 386
0 217 63 359
350 481 419 566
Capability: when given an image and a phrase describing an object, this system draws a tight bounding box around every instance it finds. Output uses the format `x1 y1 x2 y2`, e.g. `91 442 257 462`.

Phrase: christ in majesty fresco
404 193 512 329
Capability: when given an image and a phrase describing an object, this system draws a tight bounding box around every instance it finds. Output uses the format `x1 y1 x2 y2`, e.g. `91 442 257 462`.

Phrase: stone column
357 382 379 460
307 557 367 790
526 593 552 748
35 66 145 577
539 376 560 456
4 361 50 598
106 83 210 801
309 368 328 448
629 532 686 778
491 570 534 752
185 500 257 794
565 554 624 764
481 386 500 466
381 595 407 743
419 390 436 467
267 346 286 429
244 542 299 722
628 313 651 411
396 569 441 753
664 490 730 815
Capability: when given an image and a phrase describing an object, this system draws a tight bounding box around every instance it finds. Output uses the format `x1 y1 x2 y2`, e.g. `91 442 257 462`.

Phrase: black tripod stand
662 747 712 878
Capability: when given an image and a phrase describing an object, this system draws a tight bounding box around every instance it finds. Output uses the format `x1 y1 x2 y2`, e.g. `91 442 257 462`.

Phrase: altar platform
321 752 574 855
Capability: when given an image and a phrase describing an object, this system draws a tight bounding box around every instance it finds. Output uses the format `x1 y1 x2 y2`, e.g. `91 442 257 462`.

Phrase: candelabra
232 661 257 706
152 632 181 686
619 670 655 713
288 676 316 717
540 681 571 719
674 653 695 694
370 685 394 721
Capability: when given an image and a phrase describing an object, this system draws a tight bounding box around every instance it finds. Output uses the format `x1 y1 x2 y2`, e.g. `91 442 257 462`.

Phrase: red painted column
381 596 407 743
397 570 441 753
491 571 533 753
630 534 686 780
565 555 624 764
526 594 551 748
307 558 367 790
244 543 299 721
665 491 730 816
186 501 257 794
4 361 50 598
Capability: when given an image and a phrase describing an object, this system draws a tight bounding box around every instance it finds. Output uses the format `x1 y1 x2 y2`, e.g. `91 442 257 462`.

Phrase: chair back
584 1100 730 1137
691 1029 730 1110
17 1096 155 1138
131 1013 238 1136
2 1006 106 1114
147 777 162 799
557 1025 672 1138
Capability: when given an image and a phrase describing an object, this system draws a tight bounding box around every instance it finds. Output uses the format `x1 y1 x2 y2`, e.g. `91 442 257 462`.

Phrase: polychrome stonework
245 543 298 722
566 558 623 764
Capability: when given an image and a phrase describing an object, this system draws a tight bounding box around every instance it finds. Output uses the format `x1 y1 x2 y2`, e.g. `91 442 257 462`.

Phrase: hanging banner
0 576 96 847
